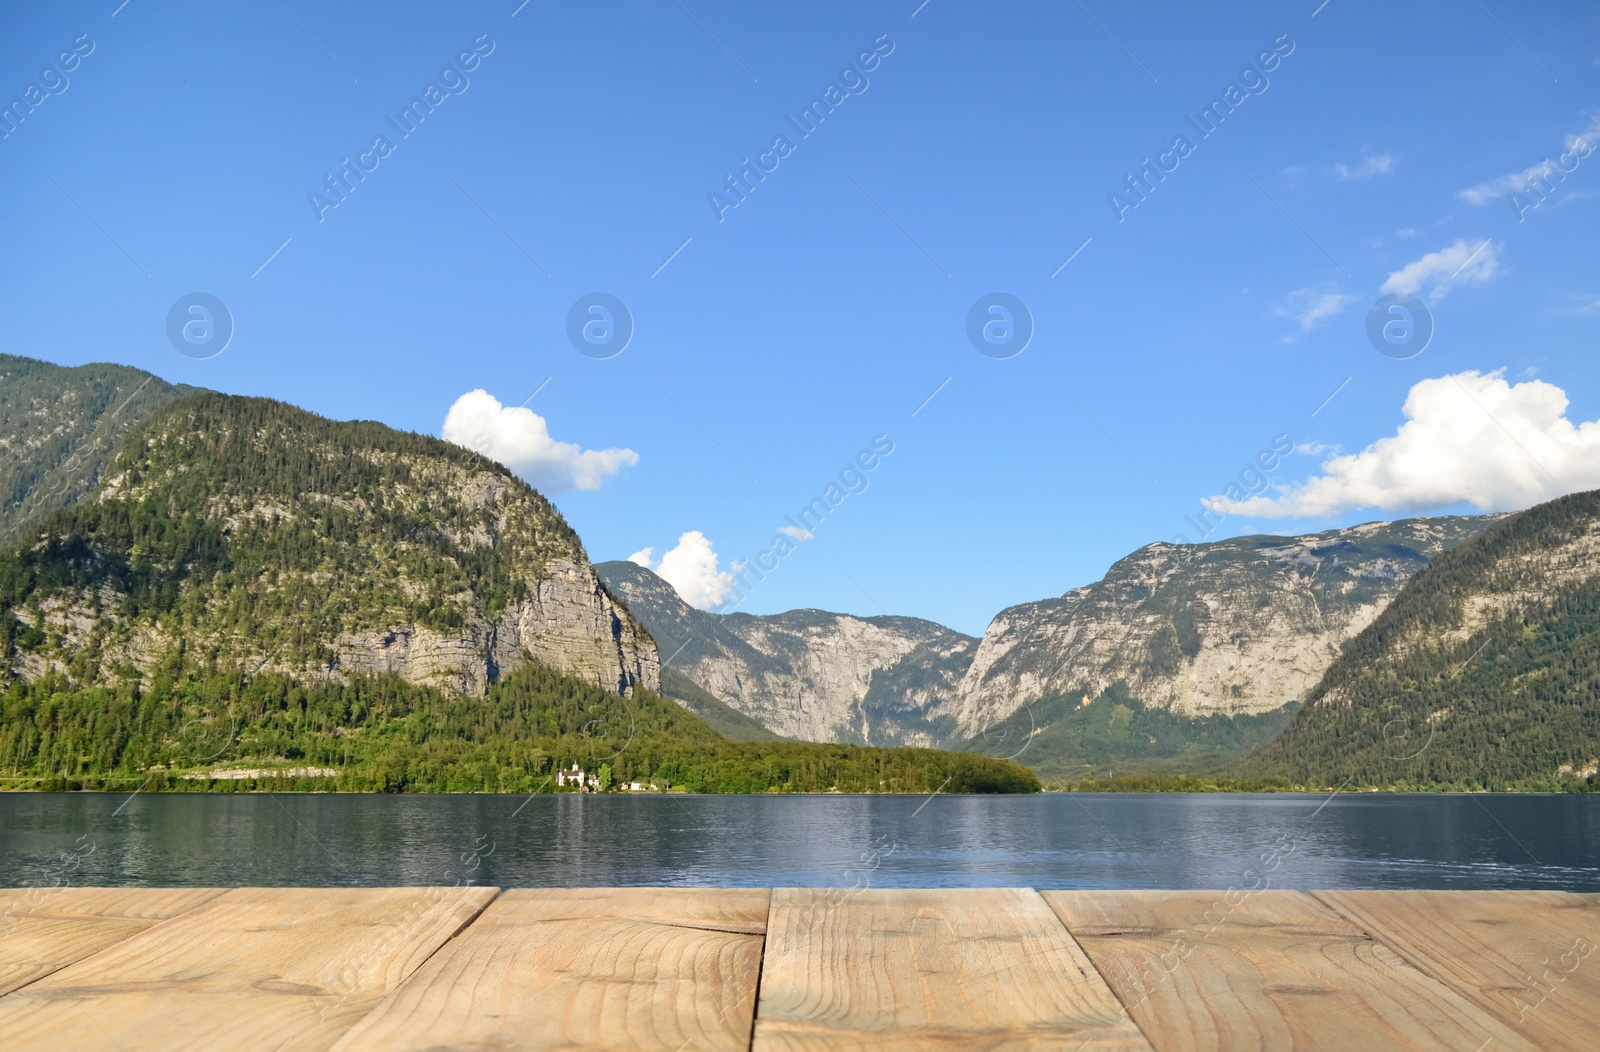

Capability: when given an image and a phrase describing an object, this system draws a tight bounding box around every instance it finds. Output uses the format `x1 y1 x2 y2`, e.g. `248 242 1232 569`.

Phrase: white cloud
1457 158 1562 205
1380 238 1500 299
636 531 734 610
778 525 812 542
1396 227 1419 238
1335 154 1393 180
442 390 638 492
1566 293 1600 315
1206 370 1600 518
1276 287 1358 331
1457 127 1598 205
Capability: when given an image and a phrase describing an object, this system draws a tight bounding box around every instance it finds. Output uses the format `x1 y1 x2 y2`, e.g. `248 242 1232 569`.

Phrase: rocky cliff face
4 394 657 697
696 612 974 745
325 557 657 696
596 560 973 745
944 517 1497 737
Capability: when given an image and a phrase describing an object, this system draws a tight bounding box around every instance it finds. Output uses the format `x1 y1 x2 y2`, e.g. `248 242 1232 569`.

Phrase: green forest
0 659 1040 794
967 684 1301 781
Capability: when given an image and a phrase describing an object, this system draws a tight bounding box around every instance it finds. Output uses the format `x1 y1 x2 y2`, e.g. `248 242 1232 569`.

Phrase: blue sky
2 0 1598 635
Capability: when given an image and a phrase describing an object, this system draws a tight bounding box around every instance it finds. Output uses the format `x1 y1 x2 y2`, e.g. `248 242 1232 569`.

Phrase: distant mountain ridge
596 559 974 746
946 516 1499 740
600 517 1501 759
0 354 200 544
1241 489 1600 788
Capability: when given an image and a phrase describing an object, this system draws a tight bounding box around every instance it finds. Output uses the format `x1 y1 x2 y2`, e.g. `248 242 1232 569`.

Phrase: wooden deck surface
1 887 1595 1050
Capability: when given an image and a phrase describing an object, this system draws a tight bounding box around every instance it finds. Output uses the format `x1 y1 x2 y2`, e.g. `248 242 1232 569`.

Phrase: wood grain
330 886 769 1052
1315 890 1600 1052
1046 889 1543 1052
6 886 1588 1050
752 887 1150 1051
0 887 223 996
0 885 497 1052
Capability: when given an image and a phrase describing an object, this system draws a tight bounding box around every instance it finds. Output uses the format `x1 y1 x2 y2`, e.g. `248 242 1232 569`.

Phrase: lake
3 792 1597 890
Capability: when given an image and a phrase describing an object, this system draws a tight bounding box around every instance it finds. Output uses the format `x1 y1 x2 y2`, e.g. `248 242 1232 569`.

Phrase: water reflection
1 792 1595 890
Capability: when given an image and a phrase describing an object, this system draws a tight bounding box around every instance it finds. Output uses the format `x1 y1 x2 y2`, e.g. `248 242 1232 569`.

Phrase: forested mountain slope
1 393 657 696
0 354 198 544
1240 490 1600 789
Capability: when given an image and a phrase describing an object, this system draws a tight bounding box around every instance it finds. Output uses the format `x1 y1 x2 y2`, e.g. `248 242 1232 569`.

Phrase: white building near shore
556 764 597 790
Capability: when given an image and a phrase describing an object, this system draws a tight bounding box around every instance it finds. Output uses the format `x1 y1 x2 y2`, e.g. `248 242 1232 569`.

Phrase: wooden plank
0 886 497 1052
1315 890 1600 1052
1045 889 1545 1052
752 887 1150 1052
0 887 223 997
330 887 769 1052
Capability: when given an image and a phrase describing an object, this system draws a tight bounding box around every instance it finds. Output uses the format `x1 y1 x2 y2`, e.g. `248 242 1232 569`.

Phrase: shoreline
1 785 1594 797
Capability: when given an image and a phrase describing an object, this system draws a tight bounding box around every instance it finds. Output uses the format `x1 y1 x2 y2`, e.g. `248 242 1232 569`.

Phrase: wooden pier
1 887 1596 1050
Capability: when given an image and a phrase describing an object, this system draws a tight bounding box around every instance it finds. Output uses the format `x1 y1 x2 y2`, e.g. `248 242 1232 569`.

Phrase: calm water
2 792 1597 890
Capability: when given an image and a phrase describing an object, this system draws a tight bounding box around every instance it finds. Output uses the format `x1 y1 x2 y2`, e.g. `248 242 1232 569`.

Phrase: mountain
596 560 976 746
0 354 200 545
597 517 1499 764
0 380 1040 795
1239 490 1600 789
946 517 1498 743
1 393 657 697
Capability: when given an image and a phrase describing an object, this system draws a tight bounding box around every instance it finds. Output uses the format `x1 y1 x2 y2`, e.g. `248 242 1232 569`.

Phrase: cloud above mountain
629 531 734 610
1208 370 1600 518
442 389 637 492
